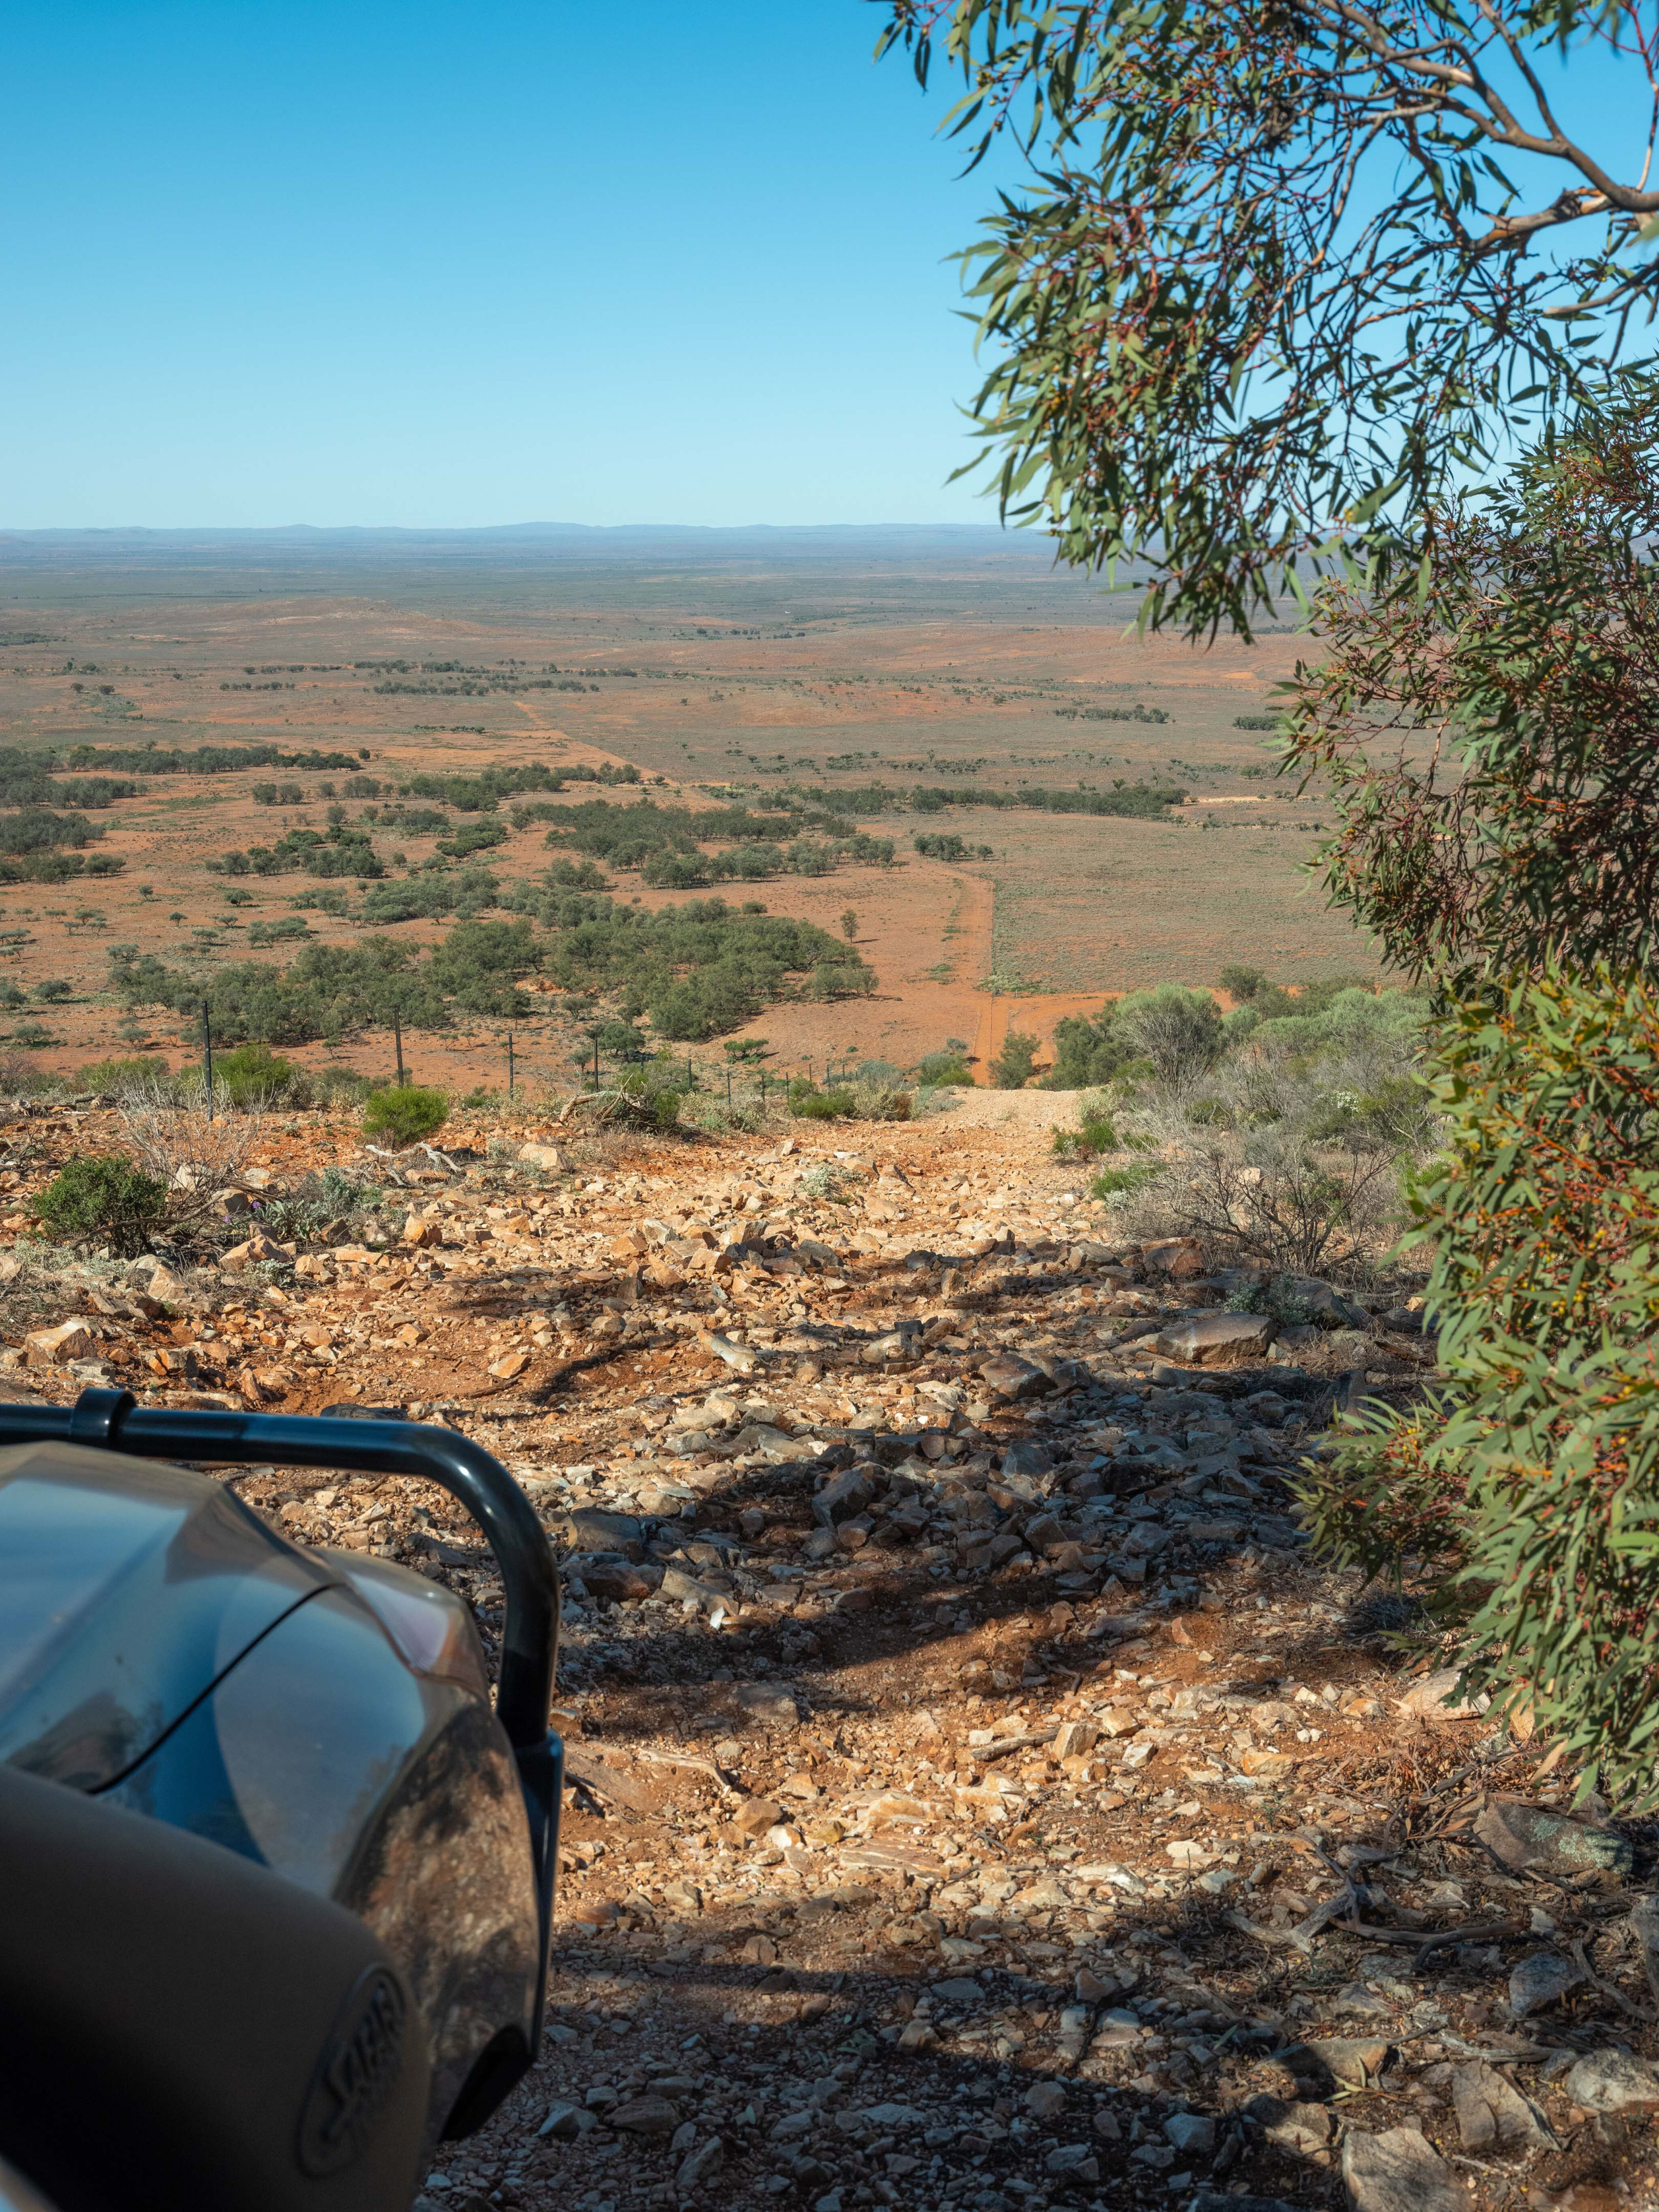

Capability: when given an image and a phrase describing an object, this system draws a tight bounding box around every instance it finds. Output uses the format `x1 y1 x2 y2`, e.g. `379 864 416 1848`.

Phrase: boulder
675 2138 723 2190
609 2096 680 2138
518 1140 567 1173
1154 1312 1276 1366
24 1320 92 1365
1141 1237 1207 1278
1507 1950 1584 2020
1164 2112 1215 2156
1450 2061 1550 2150
731 1796 783 1838
1002 1439 1054 1481
220 1230 293 1271
733 1683 800 1730
1340 2129 1461 2212
1397 1667 1489 1720
979 1351 1045 1398
813 1469 872 1527
1564 2049 1659 2112
1475 1796 1634 1878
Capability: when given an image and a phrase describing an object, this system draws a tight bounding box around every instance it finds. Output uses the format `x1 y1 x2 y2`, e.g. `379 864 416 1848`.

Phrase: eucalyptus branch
877 0 1659 633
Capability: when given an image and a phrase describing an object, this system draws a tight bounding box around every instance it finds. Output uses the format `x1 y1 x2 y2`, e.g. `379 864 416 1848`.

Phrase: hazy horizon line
0 519 1021 541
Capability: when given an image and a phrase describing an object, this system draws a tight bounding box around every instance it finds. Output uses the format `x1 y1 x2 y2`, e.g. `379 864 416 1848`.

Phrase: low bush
1052 1114 1118 1159
1090 1164 1156 1199
256 1162 381 1244
789 1082 858 1121
990 1030 1039 1089
363 1084 448 1147
612 1067 685 1129
437 820 508 859
0 807 103 856
916 1049 974 1086
34 1154 167 1254
117 1085 258 1219
213 1042 301 1107
79 1054 170 1096
851 1079 912 1122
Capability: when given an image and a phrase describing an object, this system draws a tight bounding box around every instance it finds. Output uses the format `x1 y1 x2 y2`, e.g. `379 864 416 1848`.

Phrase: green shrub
1043 1005 1138 1088
34 1154 167 1254
79 1054 170 1096
1225 1273 1318 1327
313 1067 380 1106
1115 984 1224 1091
1296 964 1659 1808
851 1081 912 1122
214 1041 301 1107
990 1030 1039 1089
1218 963 1268 1001
437 820 508 859
917 1050 974 1086
363 1085 448 1147
257 1163 380 1244
1090 1164 1156 1199
612 1067 684 1129
1052 1114 1117 1159
789 1082 857 1120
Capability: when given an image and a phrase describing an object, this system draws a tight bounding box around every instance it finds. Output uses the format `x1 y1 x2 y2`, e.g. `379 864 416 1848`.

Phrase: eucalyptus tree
879 0 1659 635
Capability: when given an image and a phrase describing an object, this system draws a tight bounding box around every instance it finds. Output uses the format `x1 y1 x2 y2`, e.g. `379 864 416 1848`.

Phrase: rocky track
1 1094 1654 2212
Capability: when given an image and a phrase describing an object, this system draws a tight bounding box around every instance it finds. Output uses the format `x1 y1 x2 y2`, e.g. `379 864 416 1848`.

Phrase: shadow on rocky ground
2 1096 1656 2212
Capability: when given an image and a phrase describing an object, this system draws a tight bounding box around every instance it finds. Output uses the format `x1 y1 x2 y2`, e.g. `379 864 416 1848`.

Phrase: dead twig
627 1747 742 1800
1570 1937 1659 2024
1347 1918 1532 1956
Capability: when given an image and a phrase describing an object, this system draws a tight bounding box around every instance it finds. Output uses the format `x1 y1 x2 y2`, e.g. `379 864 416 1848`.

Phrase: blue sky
0 1 993 528
4 4 1653 531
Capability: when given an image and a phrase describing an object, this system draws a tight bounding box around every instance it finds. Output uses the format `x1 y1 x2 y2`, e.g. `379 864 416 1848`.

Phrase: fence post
508 1030 515 1101
202 1000 213 1120
393 1012 405 1087
726 1068 732 1109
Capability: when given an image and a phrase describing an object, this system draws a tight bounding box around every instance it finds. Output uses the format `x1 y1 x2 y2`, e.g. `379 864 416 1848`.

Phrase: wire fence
181 998 879 1119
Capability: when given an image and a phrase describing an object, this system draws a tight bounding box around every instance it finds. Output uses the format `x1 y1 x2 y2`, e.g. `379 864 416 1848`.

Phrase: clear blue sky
0 1 994 528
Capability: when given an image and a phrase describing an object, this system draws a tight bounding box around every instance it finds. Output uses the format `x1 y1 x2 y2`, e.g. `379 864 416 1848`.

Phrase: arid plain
0 526 1370 1089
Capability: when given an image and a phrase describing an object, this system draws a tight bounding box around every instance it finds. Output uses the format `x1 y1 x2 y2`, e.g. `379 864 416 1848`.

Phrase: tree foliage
1301 966 1659 1809
111 894 867 1048
879 0 1659 634
1285 388 1659 985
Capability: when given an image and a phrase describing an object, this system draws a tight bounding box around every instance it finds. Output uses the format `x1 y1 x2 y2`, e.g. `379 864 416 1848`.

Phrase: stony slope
1 1096 1654 2212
